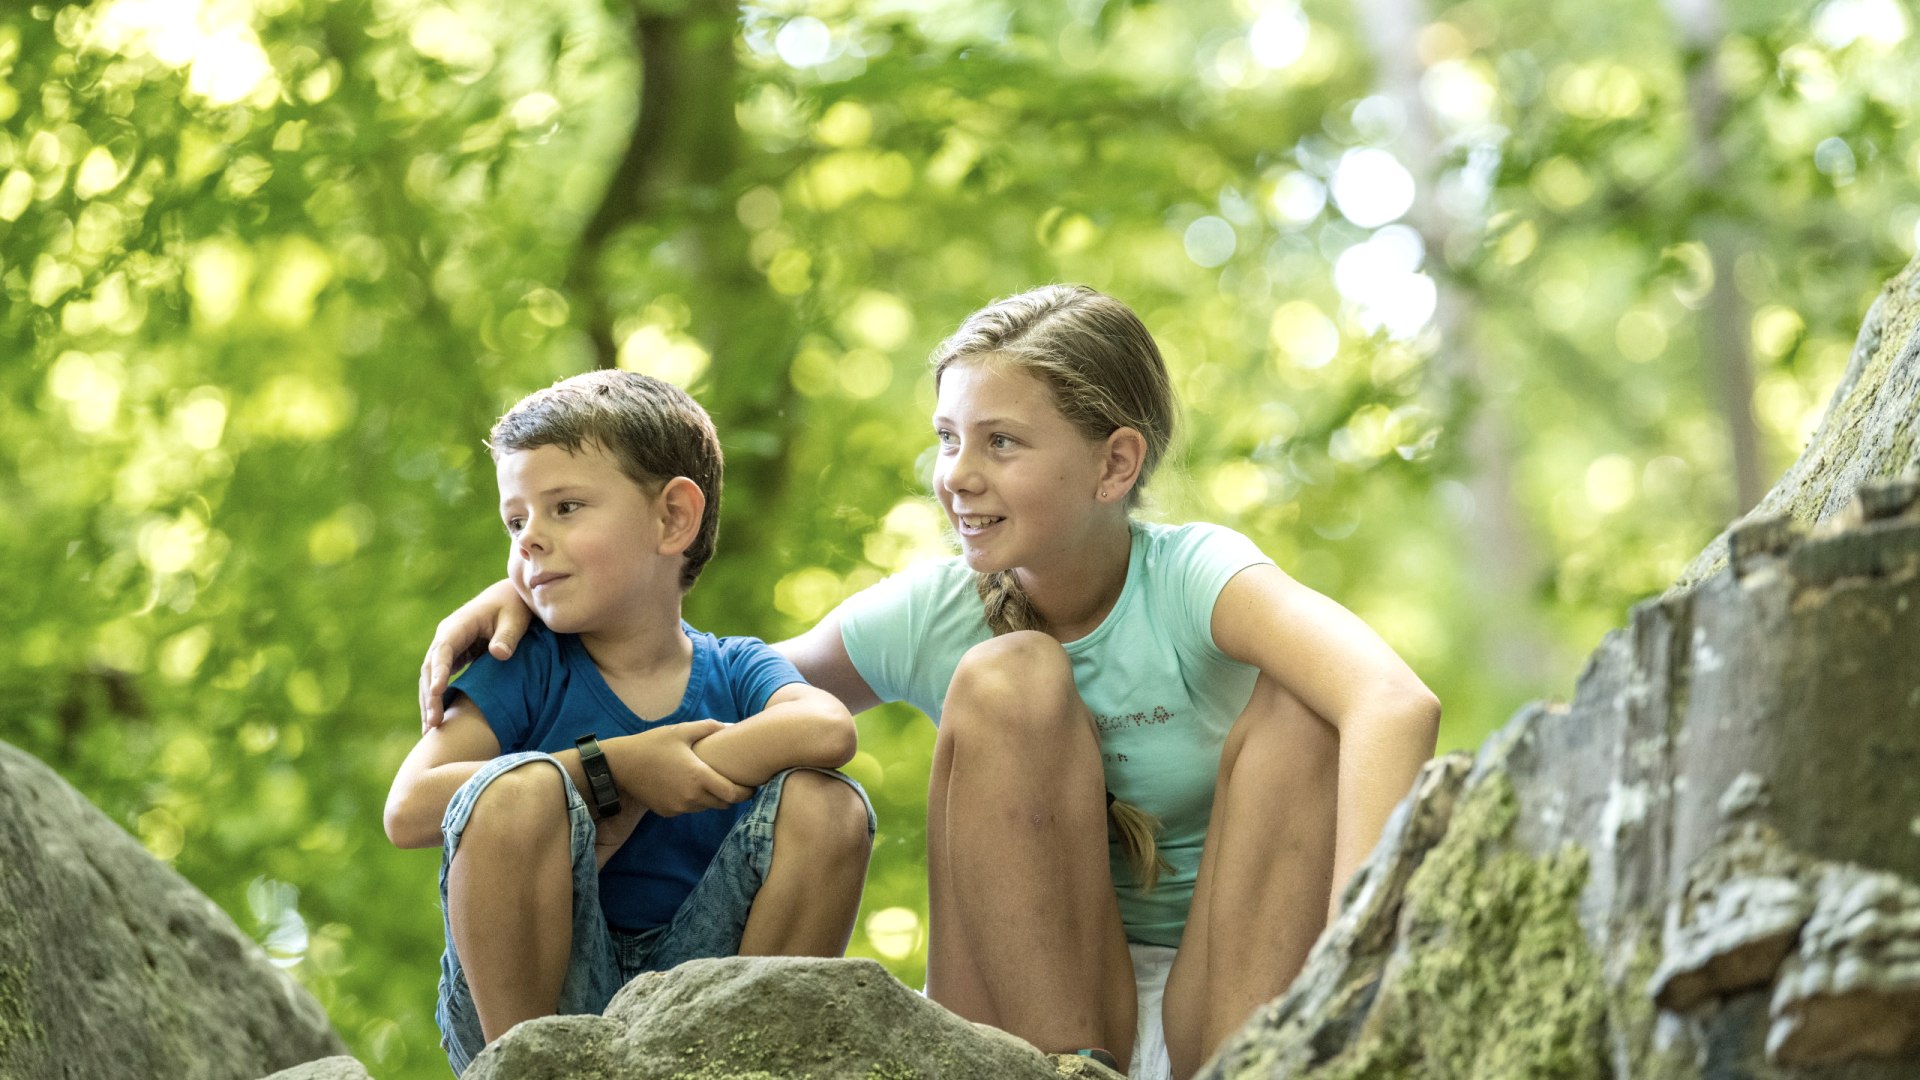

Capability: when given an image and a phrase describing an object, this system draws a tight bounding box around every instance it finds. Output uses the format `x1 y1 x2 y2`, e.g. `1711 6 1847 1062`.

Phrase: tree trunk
1201 255 1920 1077
1350 0 1559 693
1666 0 1769 518
564 0 804 623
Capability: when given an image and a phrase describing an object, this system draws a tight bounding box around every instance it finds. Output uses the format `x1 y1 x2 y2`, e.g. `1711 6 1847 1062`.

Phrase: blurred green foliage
2 0 1915 1075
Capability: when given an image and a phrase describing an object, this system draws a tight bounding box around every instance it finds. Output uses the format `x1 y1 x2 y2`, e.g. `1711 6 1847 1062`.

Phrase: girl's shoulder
1133 519 1266 562
842 550 978 622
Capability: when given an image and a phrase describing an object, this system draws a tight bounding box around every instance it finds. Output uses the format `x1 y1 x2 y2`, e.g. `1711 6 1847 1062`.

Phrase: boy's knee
946 631 1079 736
774 771 872 861
461 761 570 853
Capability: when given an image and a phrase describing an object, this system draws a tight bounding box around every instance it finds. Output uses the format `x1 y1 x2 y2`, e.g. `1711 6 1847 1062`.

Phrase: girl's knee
944 631 1082 738
774 771 872 861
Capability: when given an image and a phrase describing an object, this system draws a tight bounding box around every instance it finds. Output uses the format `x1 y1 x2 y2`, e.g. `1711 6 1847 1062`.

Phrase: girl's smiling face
931 360 1112 577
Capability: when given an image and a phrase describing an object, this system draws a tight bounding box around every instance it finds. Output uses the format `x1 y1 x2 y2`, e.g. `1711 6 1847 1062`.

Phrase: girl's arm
774 607 884 714
690 682 859 787
419 579 531 729
1209 563 1441 917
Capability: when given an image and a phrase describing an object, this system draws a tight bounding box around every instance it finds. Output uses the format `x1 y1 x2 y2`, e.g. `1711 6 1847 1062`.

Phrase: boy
384 370 874 1074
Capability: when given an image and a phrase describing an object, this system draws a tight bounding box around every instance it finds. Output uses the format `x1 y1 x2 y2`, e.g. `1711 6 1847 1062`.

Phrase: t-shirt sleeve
1168 523 1275 662
446 625 556 751
716 636 805 718
834 568 922 707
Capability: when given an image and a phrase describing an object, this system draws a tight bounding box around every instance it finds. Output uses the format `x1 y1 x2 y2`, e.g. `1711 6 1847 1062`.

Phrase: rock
259 1056 374 1080
1049 1052 1128 1078
1197 247 1920 1077
1649 823 1815 1012
0 740 346 1080
1767 864 1920 1065
463 955 1064 1079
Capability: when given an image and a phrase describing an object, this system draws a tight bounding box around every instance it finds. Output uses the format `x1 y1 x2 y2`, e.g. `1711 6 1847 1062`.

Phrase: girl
420 285 1440 1078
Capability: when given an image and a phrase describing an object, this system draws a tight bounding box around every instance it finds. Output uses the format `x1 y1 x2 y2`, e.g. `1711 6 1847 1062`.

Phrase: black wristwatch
574 734 622 820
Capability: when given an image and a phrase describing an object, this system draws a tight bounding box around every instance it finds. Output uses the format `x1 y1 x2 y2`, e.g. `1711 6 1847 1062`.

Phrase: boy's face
496 442 669 637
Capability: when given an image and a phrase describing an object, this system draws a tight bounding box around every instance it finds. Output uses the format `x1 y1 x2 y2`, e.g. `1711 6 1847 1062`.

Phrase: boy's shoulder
681 621 783 669
677 621 804 720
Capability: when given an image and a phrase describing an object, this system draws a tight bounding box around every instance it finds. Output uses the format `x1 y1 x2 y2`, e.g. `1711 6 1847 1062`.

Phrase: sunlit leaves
4 1 1919 1077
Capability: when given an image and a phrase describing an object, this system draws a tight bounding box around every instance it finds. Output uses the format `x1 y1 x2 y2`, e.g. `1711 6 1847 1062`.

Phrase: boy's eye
989 434 1014 450
505 517 525 533
935 429 955 445
557 500 583 514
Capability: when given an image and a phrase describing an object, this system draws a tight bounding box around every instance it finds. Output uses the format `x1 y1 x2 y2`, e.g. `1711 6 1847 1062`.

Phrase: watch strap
574 734 622 820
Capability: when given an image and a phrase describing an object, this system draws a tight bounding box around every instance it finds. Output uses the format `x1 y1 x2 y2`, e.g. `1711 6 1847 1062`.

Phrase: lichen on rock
1648 822 1815 1012
1209 773 1609 1080
1767 863 1920 1066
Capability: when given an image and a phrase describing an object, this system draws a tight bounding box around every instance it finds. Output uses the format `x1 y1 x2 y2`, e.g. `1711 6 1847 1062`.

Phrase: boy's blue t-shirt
448 620 802 932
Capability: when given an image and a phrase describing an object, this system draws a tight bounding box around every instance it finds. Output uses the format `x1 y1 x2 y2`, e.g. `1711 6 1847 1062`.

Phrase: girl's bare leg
1163 676 1338 1078
926 713 998 1025
929 631 1138 1065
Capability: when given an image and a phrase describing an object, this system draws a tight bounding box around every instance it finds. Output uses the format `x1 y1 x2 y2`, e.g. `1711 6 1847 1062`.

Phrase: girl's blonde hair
931 284 1176 890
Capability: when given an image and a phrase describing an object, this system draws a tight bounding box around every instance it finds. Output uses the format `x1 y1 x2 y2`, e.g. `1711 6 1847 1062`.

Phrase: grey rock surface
259 1056 375 1080
0 739 346 1080
463 955 1066 1080
1200 256 1920 1079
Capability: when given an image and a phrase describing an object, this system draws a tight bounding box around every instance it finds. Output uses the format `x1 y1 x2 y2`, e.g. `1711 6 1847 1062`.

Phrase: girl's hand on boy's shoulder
611 720 751 816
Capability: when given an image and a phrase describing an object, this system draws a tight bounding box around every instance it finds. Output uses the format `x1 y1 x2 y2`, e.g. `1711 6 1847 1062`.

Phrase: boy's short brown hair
489 370 722 590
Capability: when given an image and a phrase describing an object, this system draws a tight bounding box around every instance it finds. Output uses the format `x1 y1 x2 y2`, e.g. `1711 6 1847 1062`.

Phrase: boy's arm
689 682 857 788
384 698 504 849
387 696 751 852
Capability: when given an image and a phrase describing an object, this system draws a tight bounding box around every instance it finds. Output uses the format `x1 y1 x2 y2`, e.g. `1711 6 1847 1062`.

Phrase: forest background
2 0 1915 1075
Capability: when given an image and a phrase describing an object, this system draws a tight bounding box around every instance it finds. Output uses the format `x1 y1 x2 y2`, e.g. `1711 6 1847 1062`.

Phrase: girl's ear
655 476 706 556
1098 426 1148 503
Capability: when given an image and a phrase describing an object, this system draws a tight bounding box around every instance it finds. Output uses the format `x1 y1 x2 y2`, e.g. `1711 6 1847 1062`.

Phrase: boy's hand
420 579 532 731
592 798 648 870
612 720 753 816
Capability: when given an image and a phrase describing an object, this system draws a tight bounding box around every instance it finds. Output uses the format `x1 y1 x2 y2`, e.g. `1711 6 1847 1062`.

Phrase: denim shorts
434 752 874 1074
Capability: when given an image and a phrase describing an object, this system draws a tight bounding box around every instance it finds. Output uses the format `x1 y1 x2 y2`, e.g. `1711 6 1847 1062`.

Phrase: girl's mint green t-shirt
837 520 1272 947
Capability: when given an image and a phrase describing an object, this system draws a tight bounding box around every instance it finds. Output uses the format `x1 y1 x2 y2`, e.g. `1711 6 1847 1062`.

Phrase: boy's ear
655 477 706 556
1098 426 1147 503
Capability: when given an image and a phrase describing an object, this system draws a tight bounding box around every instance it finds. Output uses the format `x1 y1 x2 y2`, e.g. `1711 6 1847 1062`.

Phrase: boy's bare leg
933 632 1137 1066
447 763 576 1043
739 770 873 955
1162 677 1337 1078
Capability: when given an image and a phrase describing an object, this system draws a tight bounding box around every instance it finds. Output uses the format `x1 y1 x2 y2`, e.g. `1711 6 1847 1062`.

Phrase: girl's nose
939 448 985 494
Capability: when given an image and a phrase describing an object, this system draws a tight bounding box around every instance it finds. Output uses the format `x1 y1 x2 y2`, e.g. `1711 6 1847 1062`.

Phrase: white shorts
1127 942 1178 1080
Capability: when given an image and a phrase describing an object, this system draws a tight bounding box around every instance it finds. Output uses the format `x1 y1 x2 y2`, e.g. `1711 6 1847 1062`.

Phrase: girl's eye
557 500 583 514
505 517 525 534
989 434 1014 450
935 429 956 447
